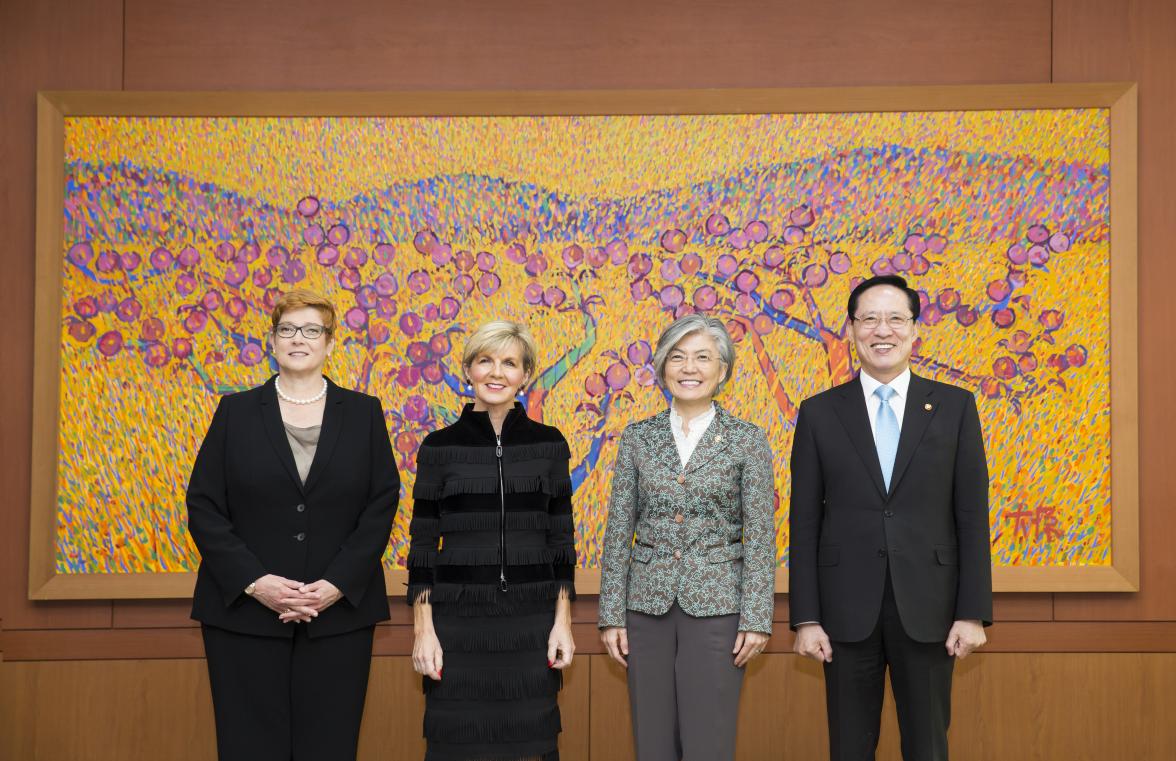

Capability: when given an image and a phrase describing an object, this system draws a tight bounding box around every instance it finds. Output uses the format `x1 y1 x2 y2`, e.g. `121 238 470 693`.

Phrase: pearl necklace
275 376 328 405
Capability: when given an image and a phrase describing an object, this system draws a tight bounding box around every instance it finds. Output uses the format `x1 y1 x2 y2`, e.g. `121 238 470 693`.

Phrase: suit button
883 510 894 518
296 504 306 513
677 474 686 485
877 548 886 558
674 549 682 560
674 513 684 524
295 532 306 542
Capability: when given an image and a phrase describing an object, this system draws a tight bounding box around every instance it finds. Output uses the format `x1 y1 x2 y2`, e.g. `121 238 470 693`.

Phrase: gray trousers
626 602 745 761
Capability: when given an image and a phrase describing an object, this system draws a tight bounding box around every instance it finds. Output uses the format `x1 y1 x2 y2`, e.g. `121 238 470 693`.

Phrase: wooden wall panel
4 654 1176 760
122 0 1052 91
0 0 123 633
0 659 217 760
1052 0 1176 622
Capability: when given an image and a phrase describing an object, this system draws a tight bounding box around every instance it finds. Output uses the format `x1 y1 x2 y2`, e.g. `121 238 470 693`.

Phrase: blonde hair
462 320 538 380
270 288 337 336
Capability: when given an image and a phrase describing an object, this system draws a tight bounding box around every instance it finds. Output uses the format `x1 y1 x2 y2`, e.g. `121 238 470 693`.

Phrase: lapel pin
924 403 933 411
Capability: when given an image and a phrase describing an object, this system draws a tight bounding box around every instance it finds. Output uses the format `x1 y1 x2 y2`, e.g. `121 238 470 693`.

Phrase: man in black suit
789 275 992 760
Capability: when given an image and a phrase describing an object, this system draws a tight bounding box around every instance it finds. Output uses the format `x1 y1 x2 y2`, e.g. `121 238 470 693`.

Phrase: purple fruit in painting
407 270 432 295
734 270 759 293
745 220 769 243
375 272 398 296
659 285 685 309
660 259 683 282
327 224 350 246
1039 310 1064 330
630 278 653 301
705 213 731 236
239 342 265 366
413 230 439 256
344 307 367 330
296 196 320 217
68 242 94 267
478 273 501 296
97 330 123 357
143 342 171 368
68 320 96 342
373 243 395 265
562 244 584 267
993 357 1018 380
303 225 325 246
149 247 173 270
584 373 607 397
605 362 631 391
343 247 368 268
376 297 398 319
693 285 718 310
992 308 1015 328
116 297 143 322
987 280 1012 302
660 229 686 253
543 286 566 307
627 254 652 278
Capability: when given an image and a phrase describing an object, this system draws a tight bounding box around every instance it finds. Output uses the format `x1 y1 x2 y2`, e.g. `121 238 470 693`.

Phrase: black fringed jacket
406 403 577 608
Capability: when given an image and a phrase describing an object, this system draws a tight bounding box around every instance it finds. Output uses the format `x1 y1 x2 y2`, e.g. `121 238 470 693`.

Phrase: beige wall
3 0 1175 758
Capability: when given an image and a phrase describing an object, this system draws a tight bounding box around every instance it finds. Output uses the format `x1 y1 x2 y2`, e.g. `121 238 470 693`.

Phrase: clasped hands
793 619 986 662
248 574 342 623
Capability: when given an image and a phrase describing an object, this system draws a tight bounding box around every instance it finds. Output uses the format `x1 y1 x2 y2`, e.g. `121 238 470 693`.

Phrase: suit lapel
831 377 889 499
646 411 682 476
303 378 345 493
260 377 304 493
887 373 937 497
684 405 727 474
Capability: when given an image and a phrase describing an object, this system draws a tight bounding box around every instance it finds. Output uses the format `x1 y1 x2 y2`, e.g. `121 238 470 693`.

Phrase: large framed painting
30 85 1138 598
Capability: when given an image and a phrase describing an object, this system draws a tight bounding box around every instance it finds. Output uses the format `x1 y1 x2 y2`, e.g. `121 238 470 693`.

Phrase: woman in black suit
187 288 400 761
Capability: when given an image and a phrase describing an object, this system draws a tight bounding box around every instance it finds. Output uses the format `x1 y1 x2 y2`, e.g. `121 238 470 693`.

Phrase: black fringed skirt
423 592 563 761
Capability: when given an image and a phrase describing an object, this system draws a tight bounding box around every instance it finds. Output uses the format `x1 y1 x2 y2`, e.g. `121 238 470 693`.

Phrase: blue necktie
874 385 900 491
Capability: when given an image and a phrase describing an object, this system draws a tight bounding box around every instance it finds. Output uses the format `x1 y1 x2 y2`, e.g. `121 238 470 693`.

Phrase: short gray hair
651 314 736 392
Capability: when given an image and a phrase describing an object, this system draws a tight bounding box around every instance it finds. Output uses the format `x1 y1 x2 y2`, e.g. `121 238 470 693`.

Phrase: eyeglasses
666 352 720 367
275 323 327 340
852 314 914 331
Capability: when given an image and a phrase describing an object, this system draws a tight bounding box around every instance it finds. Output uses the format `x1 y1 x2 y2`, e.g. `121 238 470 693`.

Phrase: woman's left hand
733 630 770 668
278 579 342 623
547 620 576 670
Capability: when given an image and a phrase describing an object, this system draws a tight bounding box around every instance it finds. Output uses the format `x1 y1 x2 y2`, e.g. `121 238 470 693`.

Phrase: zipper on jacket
496 433 508 592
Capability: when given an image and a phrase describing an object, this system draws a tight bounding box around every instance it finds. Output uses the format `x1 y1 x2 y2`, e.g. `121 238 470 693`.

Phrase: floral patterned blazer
597 404 776 634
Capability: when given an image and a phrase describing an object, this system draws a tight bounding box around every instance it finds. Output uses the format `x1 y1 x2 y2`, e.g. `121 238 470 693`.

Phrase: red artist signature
1004 506 1063 542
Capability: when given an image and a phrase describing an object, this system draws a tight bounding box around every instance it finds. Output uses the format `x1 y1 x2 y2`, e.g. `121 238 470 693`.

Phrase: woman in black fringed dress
408 320 577 761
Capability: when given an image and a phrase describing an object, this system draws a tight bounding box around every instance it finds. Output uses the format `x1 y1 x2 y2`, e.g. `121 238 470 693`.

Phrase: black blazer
788 372 992 643
188 376 400 638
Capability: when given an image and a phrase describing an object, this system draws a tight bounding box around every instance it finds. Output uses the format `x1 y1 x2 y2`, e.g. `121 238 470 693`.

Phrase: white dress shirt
859 368 911 435
669 402 716 469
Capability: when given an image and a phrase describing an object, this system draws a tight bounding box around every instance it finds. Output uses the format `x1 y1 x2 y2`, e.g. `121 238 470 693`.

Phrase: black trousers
202 623 375 761
823 570 955 761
